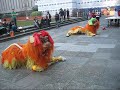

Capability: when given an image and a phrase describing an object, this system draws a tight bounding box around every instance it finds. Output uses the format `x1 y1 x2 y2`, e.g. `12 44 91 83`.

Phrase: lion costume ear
30 36 34 43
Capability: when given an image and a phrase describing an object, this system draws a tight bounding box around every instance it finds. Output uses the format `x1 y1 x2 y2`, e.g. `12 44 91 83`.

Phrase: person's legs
67 15 69 20
12 25 17 32
48 20 51 27
56 20 59 28
64 15 66 20
14 18 17 28
46 19 49 27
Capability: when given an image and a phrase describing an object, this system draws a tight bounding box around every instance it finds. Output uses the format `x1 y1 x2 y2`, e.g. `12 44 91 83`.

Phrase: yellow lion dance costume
66 18 100 37
1 30 64 72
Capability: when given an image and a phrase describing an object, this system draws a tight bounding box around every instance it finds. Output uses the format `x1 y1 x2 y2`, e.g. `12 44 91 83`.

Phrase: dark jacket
55 13 59 21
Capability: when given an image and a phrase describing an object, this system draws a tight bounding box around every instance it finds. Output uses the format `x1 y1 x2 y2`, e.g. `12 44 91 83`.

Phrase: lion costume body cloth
1 30 63 71
66 18 100 37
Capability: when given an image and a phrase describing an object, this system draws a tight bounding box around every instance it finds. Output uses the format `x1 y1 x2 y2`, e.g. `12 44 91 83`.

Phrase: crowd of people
33 12 51 29
55 8 70 28
0 19 17 36
0 9 17 36
34 8 70 29
0 8 70 36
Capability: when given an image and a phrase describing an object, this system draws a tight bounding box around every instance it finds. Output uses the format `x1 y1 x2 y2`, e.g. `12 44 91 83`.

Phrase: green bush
17 11 32 17
30 11 42 16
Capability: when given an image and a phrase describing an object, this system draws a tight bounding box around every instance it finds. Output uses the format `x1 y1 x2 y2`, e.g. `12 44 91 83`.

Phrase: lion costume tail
66 26 85 37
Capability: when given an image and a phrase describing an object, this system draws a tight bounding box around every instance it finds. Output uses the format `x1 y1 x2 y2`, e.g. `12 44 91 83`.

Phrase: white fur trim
4 43 23 51
66 33 70 37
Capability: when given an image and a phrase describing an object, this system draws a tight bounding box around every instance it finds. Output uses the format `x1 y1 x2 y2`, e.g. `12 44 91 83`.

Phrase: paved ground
0 16 120 89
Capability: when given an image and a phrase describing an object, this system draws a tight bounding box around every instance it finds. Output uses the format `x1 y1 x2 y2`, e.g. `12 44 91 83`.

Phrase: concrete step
0 17 88 42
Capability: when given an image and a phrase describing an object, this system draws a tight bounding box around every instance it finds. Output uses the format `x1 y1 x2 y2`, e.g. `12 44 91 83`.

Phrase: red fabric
40 30 54 45
33 32 42 46
92 13 96 18
118 10 120 16
33 30 54 46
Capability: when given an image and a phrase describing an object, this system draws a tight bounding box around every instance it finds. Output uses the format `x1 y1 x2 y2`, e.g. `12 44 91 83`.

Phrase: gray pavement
0 16 120 89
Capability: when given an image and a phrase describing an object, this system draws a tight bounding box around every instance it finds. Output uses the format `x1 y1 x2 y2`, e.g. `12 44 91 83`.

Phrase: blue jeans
11 25 17 32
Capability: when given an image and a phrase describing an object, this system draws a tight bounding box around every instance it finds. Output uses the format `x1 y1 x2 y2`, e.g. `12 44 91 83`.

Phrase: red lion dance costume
66 18 100 37
1 30 64 71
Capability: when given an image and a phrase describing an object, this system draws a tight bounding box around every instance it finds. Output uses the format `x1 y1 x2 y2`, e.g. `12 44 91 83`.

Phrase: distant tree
32 5 38 11
17 11 32 17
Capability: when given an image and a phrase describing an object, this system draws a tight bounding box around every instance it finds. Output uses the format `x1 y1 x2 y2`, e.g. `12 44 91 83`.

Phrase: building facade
0 0 120 15
35 0 77 15
77 0 120 9
0 0 35 13
35 0 120 15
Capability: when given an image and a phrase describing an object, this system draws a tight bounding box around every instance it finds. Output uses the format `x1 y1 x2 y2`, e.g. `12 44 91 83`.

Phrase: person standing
59 8 64 22
11 9 17 27
55 12 60 28
67 9 70 20
46 11 51 27
63 9 66 20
